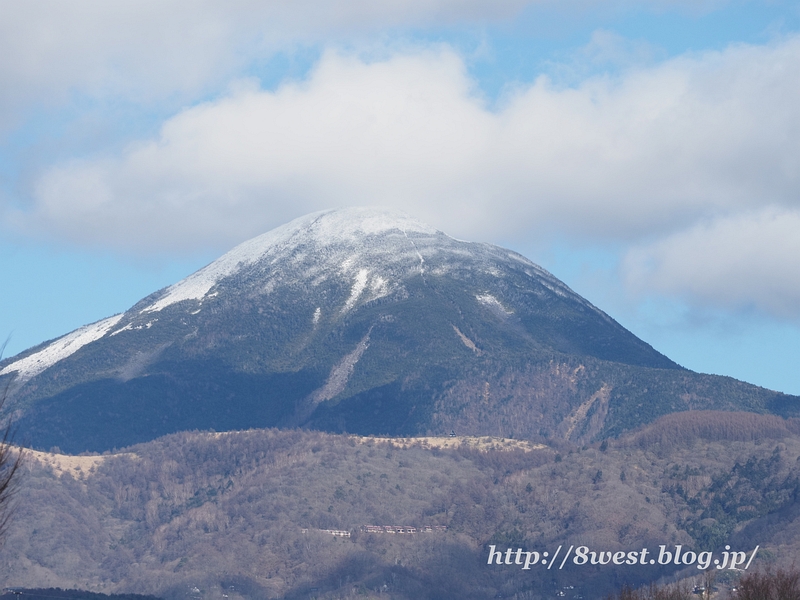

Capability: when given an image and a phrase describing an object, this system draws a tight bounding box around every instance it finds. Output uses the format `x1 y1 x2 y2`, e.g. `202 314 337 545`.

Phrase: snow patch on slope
476 293 513 315
110 323 133 336
1 314 123 381
369 275 389 300
343 269 369 312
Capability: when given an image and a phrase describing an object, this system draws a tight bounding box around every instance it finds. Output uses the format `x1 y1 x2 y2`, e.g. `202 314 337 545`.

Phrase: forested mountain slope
3 414 800 599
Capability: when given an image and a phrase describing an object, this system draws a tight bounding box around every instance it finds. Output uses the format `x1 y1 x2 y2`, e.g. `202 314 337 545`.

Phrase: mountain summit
2 208 794 452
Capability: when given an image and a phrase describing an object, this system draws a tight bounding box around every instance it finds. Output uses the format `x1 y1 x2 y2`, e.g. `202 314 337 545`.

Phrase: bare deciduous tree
0 340 24 542
737 567 800 600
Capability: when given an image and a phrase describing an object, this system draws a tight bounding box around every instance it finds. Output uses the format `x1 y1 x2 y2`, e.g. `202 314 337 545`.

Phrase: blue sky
2 0 800 394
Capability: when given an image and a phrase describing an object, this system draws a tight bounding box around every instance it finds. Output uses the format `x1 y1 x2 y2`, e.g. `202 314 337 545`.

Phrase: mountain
1 207 797 453
4 416 800 600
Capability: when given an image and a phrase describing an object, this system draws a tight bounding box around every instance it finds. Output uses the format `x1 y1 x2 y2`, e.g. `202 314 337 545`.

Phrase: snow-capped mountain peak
142 207 440 313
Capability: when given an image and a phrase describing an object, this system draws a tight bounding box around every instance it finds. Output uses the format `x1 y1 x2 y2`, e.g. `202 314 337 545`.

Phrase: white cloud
0 0 530 130
0 0 741 131
622 209 800 318
15 36 800 254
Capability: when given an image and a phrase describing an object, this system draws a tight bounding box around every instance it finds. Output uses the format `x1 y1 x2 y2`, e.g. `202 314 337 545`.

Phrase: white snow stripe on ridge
141 212 323 313
110 323 133 336
0 314 123 381
343 269 369 313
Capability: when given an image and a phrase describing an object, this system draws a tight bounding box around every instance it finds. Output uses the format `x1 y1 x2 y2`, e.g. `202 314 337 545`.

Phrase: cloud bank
0 0 529 128
0 0 737 128
623 209 800 318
